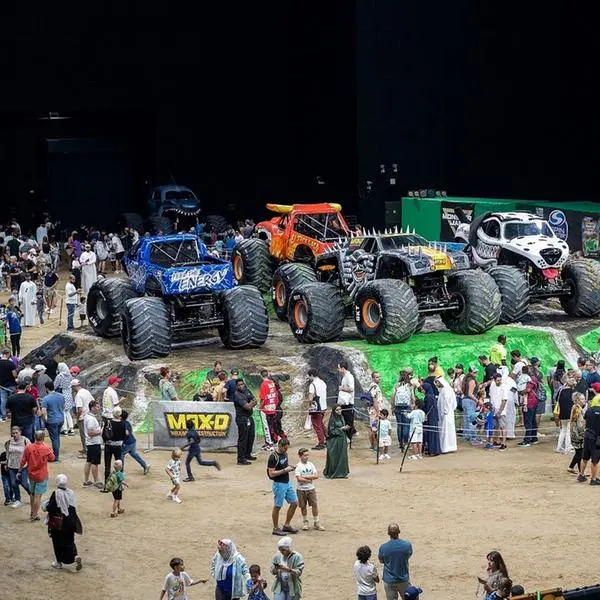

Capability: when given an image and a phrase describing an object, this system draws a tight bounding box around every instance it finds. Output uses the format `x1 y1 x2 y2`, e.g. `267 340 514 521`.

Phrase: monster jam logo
548 210 568 241
170 267 228 293
165 412 231 438
442 206 473 236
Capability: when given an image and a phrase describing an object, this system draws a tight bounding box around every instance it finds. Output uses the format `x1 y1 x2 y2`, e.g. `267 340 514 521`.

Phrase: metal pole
376 412 381 464
58 297 64 327
399 428 416 473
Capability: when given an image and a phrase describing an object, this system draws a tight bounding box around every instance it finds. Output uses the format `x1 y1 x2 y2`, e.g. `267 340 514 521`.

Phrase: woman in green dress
323 404 350 479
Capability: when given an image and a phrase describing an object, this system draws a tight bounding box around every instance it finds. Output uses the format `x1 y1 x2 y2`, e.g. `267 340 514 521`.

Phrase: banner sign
440 202 474 241
581 216 600 258
153 401 238 450
532 207 597 256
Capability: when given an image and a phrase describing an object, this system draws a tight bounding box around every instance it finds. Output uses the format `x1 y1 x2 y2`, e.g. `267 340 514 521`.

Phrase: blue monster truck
86 234 268 360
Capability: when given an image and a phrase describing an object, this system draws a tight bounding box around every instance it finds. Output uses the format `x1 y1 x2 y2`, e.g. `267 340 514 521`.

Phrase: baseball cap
592 383 600 392
530 356 540 365
34 364 46 372
71 379 81 387
230 368 239 374
108 375 121 386
70 366 81 375
404 585 423 600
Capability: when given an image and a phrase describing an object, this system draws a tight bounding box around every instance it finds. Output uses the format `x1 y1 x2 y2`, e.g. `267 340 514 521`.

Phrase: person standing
211 539 251 600
490 335 507 367
54 363 75 436
82 399 103 489
41 381 64 461
392 371 414 450
337 361 355 441
0 347 17 422
568 392 586 475
232 378 257 465
6 381 37 442
20 430 55 521
6 426 31 508
34 364 52 398
102 406 126 489
42 474 83 571
578 398 600 485
489 373 509 451
307 369 328 450
159 367 179 401
260 370 280 449
6 302 23 356
323 405 350 479
102 375 123 421
461 368 479 443
378 523 413 599
270 537 304 600
530 357 547 438
73 379 94 456
65 275 78 331
79 243 97 295
18 273 37 327
294 447 325 531
267 438 298 536
435 378 457 454
224 368 239 401
554 378 575 454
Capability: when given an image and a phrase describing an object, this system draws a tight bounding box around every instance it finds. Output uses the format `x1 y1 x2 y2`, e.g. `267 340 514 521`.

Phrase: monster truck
86 234 268 360
280 229 502 344
454 211 600 322
231 203 351 294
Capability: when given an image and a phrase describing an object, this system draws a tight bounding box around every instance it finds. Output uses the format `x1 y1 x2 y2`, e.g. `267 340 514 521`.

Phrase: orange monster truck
231 204 352 309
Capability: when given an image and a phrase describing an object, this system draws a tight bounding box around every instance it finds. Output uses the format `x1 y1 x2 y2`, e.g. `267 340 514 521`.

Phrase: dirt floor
0 418 595 600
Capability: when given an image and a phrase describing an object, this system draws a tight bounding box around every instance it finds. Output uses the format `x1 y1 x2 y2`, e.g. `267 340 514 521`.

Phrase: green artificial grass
341 325 567 397
576 327 600 355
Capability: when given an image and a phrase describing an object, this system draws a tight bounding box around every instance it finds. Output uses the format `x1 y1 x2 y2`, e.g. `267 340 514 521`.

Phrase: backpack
102 419 114 443
105 471 119 493
394 384 411 407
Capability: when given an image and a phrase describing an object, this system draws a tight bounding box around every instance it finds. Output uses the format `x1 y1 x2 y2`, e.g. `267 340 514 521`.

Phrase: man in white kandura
435 377 457 454
18 273 37 327
79 244 97 295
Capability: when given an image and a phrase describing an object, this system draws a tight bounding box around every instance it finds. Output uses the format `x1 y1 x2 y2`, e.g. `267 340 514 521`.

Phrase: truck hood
502 236 569 269
161 263 233 294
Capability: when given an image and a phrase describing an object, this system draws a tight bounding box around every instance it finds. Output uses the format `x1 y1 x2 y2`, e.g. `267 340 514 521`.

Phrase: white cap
71 379 81 387
277 536 293 549
34 364 46 372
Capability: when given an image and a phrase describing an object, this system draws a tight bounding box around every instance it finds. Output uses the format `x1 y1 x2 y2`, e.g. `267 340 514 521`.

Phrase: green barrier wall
577 327 600 355
342 326 567 397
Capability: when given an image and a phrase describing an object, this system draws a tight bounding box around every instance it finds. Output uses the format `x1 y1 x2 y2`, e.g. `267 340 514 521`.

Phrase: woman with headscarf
210 538 250 600
54 363 75 435
435 377 457 453
323 404 349 479
42 474 82 570
422 380 441 456
271 536 304 600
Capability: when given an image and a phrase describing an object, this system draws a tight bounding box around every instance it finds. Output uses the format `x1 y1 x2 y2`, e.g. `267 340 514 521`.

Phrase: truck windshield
379 234 429 250
503 220 554 240
165 191 197 201
150 240 201 267
294 212 349 240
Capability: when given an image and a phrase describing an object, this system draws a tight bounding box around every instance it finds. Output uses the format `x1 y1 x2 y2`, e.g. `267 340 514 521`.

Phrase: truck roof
266 203 343 214
152 184 195 193
141 233 200 244
488 212 541 222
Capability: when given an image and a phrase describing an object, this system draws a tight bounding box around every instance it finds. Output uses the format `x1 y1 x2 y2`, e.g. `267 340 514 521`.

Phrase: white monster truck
454 211 600 323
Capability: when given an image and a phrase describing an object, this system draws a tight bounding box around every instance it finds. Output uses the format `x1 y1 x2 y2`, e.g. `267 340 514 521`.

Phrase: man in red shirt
19 430 55 521
259 370 284 450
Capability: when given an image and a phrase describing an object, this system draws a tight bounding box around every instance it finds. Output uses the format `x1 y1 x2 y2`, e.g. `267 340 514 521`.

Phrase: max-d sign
153 401 238 450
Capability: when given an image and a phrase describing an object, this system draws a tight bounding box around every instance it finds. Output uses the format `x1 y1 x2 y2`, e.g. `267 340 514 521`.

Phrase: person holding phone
267 438 298 536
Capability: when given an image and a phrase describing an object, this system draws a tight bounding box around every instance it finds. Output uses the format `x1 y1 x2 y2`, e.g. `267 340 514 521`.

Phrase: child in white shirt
165 449 183 504
159 557 206 600
378 409 392 460
406 400 426 460
353 545 379 600
294 448 325 531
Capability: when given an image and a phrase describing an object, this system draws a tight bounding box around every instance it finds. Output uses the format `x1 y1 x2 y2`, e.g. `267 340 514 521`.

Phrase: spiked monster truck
454 211 600 322
86 234 268 360
278 229 502 345
231 203 351 294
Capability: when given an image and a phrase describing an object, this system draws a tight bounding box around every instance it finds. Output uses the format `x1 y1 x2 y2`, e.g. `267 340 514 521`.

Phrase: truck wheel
121 297 171 360
121 212 144 233
231 239 273 292
559 259 600 317
354 280 419 344
87 278 139 338
272 263 317 321
149 216 175 235
442 270 502 334
288 282 344 343
206 215 229 233
415 314 426 333
219 286 269 349
487 265 530 323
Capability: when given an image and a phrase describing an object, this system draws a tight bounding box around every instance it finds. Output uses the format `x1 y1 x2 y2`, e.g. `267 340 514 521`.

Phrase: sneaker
143 465 151 475
417 455 424 460
485 444 494 450
183 477 195 483
93 482 104 489
172 496 182 503
245 455 257 461
11 500 22 508
385 454 391 460
531 440 540 445
577 474 587 483
166 492 173 499
590 479 600 486
51 561 63 569
379 454 386 461
314 522 325 531
4 499 13 506
498 444 508 452
518 442 531 447
75 555 82 571
272 528 286 536
67 431 75 436
237 460 251 465
302 520 310 531
312 445 325 450
282 525 298 534
408 455 418 461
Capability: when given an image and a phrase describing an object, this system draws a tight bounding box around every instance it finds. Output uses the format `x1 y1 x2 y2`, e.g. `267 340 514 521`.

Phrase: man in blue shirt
378 523 413 599
224 368 239 402
41 381 64 461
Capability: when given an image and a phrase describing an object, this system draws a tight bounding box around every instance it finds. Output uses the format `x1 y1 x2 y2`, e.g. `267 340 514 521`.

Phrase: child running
378 409 392 460
159 557 207 600
247 564 270 600
353 545 379 600
165 449 183 504
108 459 127 517
406 400 426 460
181 419 221 482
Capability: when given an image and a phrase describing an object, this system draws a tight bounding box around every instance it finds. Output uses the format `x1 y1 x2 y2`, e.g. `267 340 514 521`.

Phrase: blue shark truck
86 234 268 360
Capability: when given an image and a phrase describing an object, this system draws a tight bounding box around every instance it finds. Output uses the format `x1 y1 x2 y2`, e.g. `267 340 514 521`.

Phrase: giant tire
205 215 229 234
121 297 171 360
87 278 139 338
442 270 502 334
272 263 317 321
288 282 345 344
149 216 175 235
231 239 273 292
487 265 530 323
219 286 269 349
559 259 600 317
121 212 144 233
354 280 419 344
